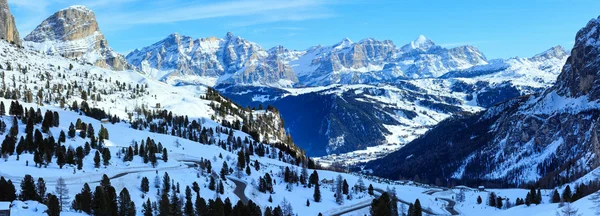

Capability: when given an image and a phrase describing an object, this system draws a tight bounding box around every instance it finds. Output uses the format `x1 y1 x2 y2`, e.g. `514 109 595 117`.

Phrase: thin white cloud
103 0 339 26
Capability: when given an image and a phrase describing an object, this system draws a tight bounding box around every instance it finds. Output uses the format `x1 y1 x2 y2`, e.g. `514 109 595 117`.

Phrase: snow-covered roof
0 201 10 210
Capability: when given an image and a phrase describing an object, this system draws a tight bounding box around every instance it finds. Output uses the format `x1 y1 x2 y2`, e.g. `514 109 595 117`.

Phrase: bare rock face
24 5 129 70
0 0 21 45
554 16 600 100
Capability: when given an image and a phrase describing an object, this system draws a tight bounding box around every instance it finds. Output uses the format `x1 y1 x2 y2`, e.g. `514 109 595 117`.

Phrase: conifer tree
46 193 60 216
94 151 101 168
562 185 572 202
313 182 321 202
195 194 207 216
92 186 109 215
184 186 194 216
142 198 153 216
413 199 423 216
141 177 150 194
20 174 37 201
118 188 135 216
158 193 170 216
37 177 47 202
552 189 561 203
163 148 168 162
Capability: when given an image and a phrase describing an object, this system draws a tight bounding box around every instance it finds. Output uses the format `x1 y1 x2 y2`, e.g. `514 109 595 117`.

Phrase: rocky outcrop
23 5 129 70
367 15 600 187
554 17 600 100
0 0 20 45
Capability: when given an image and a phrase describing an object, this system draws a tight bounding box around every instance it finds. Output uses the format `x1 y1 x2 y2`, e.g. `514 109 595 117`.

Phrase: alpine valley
0 1 600 216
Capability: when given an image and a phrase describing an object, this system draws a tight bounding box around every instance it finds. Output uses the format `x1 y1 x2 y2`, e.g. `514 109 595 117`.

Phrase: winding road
228 177 249 205
330 188 438 216
438 198 459 215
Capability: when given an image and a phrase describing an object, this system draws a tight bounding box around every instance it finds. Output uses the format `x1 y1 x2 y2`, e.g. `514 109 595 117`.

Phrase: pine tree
46 193 60 216
162 172 171 194
163 148 168 162
220 161 228 180
20 174 37 201
118 188 135 216
535 188 542 204
496 197 503 209
477 195 482 204
141 177 150 194
92 186 109 216
170 190 183 216
68 123 76 138
194 194 207 216
158 192 170 216
313 182 321 202
552 189 561 203
368 184 374 195
413 199 423 216
76 183 93 214
142 198 153 216
489 192 497 207
209 176 216 191
184 186 194 216
370 192 392 216
342 179 349 195
36 177 47 202
562 185 572 202
306 199 310 207
102 148 111 166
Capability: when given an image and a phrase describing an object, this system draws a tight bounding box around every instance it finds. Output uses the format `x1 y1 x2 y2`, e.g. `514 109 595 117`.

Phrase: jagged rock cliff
0 0 20 45
23 5 129 70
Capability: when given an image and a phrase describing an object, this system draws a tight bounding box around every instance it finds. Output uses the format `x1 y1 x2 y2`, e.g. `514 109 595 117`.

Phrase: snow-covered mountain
23 5 129 71
0 0 20 46
218 46 568 159
125 32 298 87
127 34 490 87
367 15 600 187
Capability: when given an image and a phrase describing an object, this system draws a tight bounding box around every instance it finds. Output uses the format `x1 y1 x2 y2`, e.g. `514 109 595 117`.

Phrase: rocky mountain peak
24 5 130 70
531 45 568 61
554 16 600 100
401 35 436 52
25 5 99 42
0 0 21 45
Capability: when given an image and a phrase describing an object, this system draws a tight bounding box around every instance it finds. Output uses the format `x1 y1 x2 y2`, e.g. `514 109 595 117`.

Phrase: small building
0 201 10 216
478 186 485 191
100 118 110 124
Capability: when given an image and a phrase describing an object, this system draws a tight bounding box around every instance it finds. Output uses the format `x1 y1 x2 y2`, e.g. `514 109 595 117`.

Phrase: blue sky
7 0 600 59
